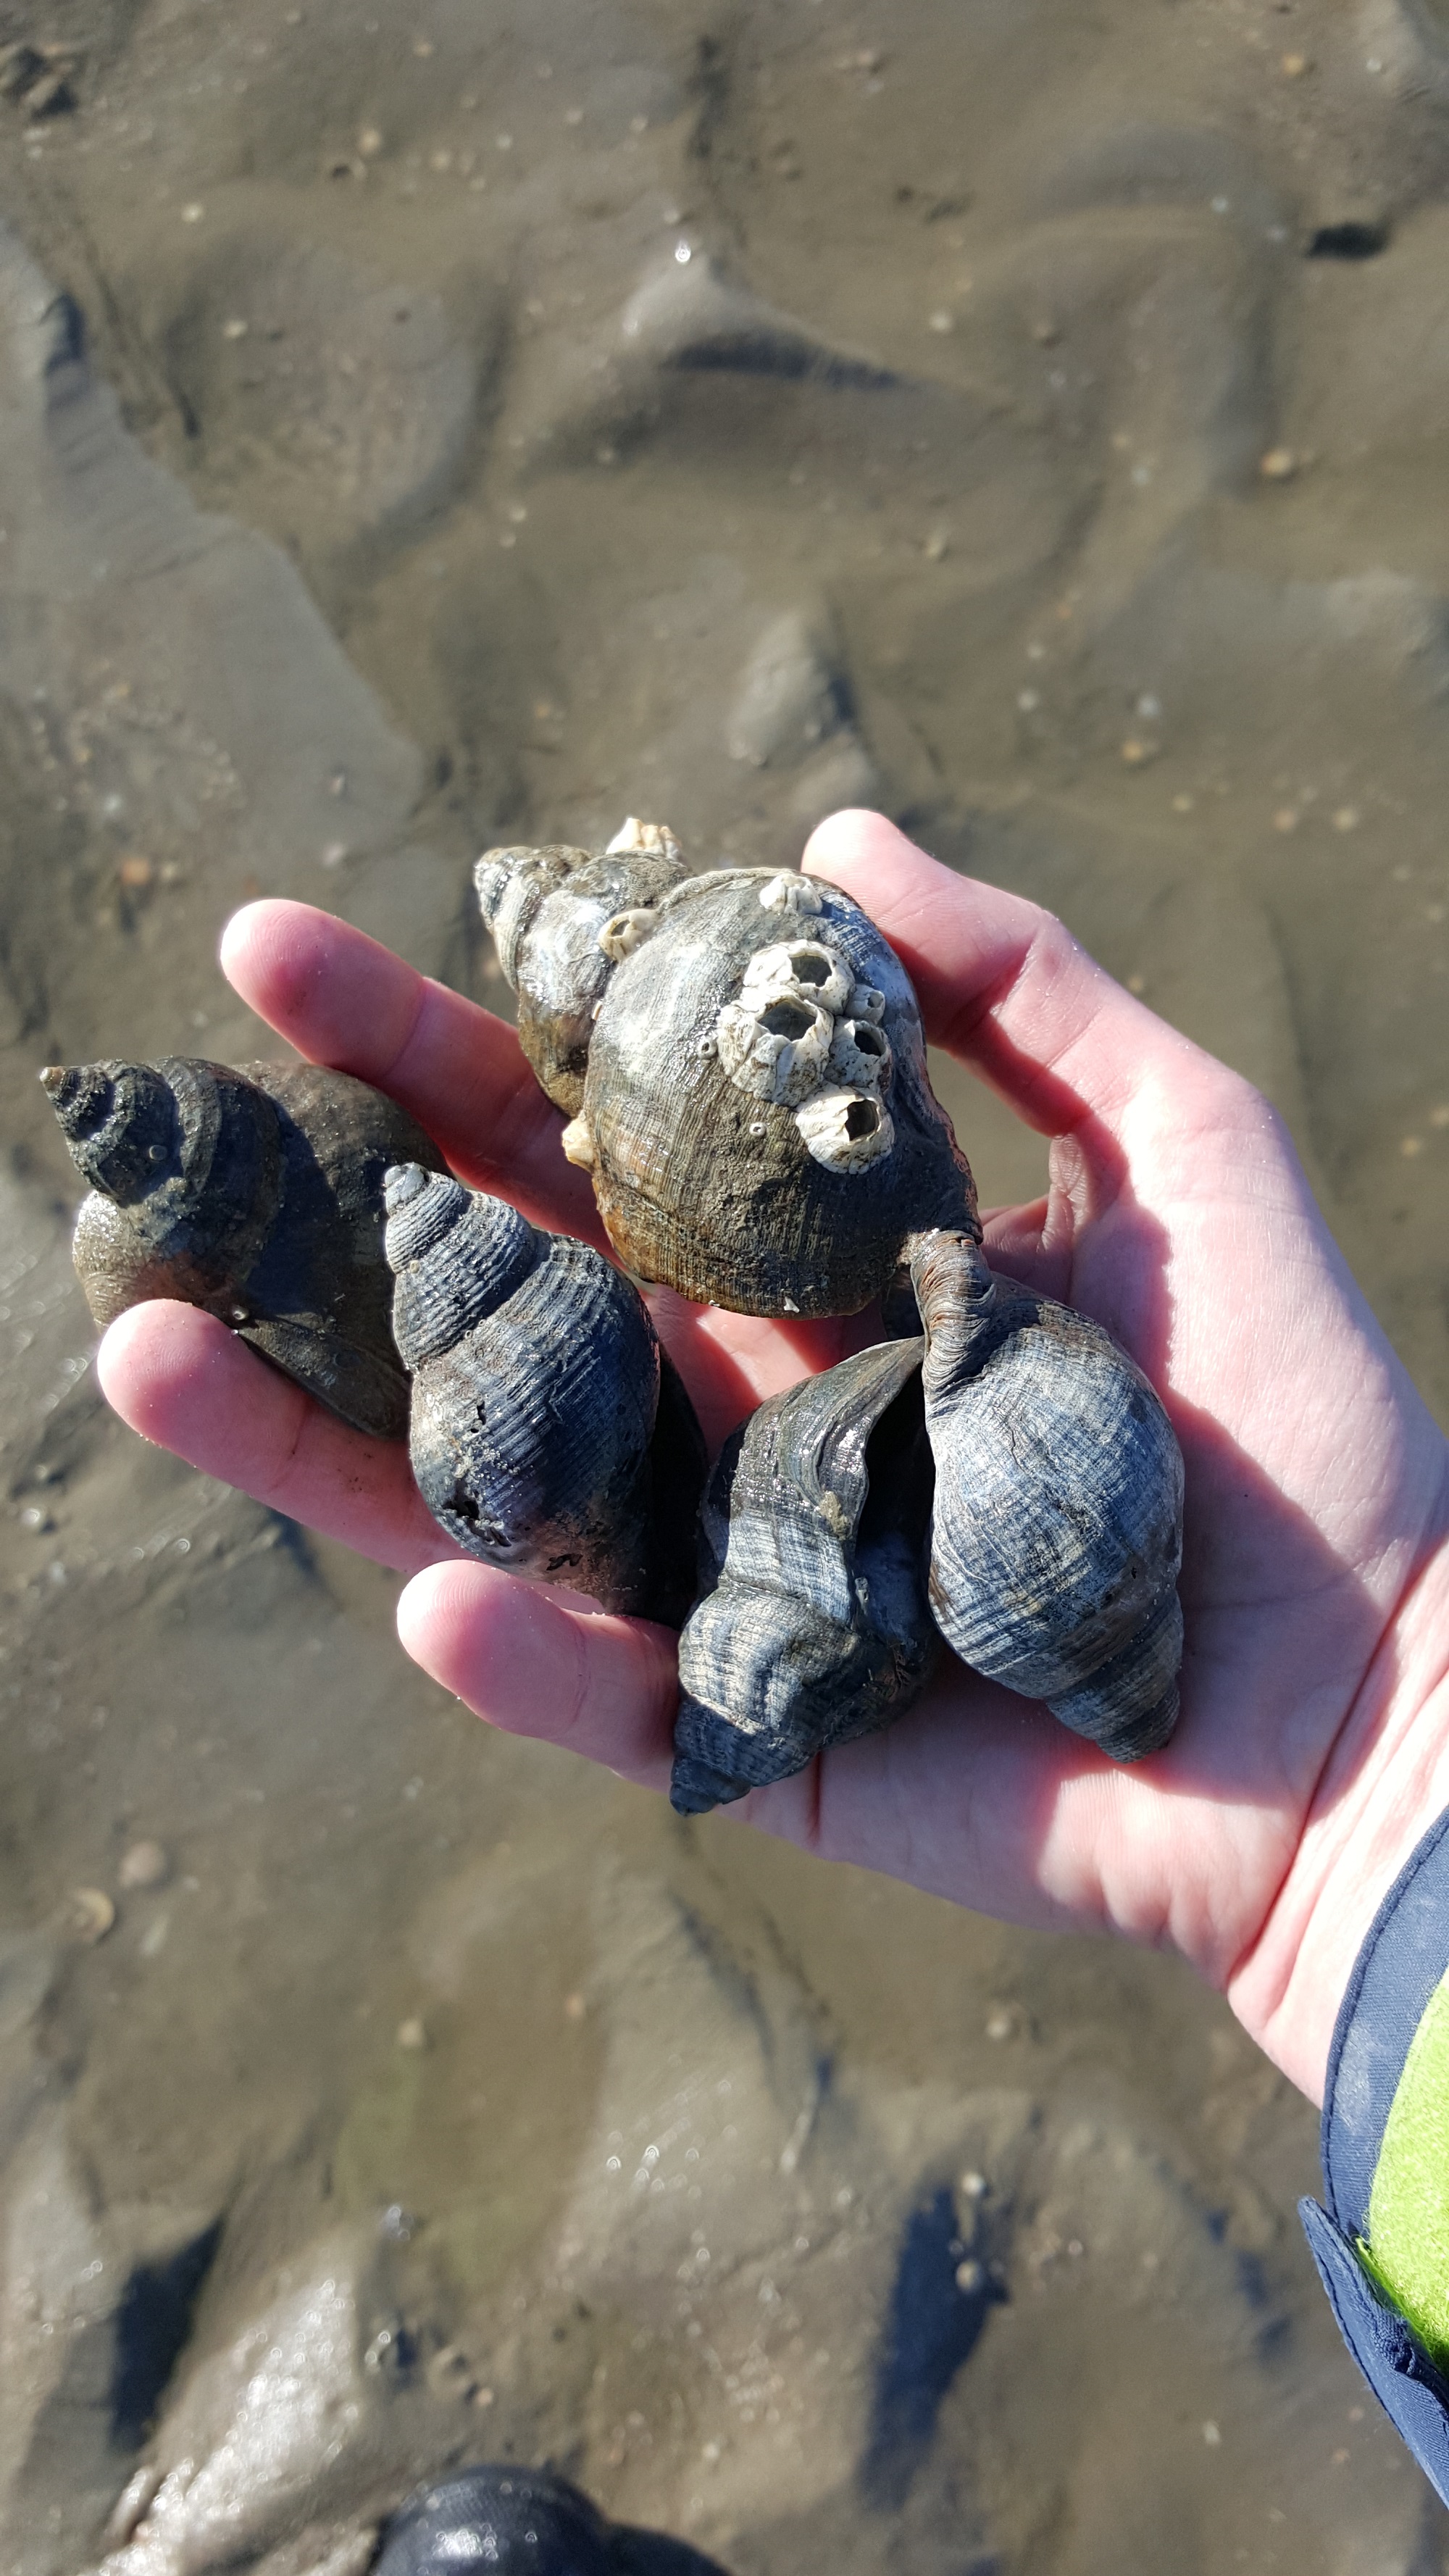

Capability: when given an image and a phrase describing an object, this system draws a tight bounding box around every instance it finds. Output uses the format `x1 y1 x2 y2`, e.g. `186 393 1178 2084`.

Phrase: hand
98 812 1449 2103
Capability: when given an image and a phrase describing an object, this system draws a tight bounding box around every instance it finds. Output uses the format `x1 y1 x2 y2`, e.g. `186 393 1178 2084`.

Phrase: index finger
219 899 603 1242
803 809 1213 1141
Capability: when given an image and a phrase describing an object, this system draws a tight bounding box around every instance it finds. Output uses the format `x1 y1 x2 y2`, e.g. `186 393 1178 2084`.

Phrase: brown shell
475 831 685 1116
43 1056 446 1438
578 870 978 1318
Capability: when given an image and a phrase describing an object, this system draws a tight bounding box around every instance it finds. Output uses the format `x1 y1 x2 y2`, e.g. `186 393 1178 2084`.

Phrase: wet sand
0 1 1448 2569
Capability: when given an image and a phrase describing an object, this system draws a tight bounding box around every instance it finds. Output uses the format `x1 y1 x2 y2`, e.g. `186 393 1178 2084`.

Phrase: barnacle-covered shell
910 1232 1185 1760
579 864 977 1317
475 817 685 1116
385 1164 706 1625
671 1336 938 1814
42 1056 445 1438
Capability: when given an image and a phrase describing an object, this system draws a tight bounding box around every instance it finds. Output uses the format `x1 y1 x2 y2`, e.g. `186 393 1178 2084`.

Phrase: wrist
1229 1546 1449 2102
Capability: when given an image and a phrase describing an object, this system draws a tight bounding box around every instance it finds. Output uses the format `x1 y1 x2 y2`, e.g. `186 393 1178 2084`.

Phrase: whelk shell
672 1336 938 1813
43 1056 445 1439
385 1164 706 1625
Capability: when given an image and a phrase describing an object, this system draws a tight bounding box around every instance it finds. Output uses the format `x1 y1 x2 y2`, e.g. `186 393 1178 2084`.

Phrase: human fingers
97 1302 458 1574
802 810 1226 1145
219 900 602 1241
397 1559 679 1791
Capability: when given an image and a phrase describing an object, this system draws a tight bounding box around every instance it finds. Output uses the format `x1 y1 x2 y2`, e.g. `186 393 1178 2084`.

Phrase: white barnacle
828 1017 892 1091
606 815 682 862
598 906 659 962
740 939 853 1018
560 1114 596 1170
795 1085 895 1171
758 871 824 915
716 992 832 1104
848 980 886 1024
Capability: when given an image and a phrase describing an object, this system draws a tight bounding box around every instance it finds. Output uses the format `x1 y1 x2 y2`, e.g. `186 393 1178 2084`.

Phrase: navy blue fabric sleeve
1298 1804 1449 2506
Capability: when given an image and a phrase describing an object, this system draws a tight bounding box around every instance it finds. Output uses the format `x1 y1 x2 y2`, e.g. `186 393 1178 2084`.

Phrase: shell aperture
671 1336 938 1814
909 1232 1185 1760
385 1164 706 1625
44 1055 445 1439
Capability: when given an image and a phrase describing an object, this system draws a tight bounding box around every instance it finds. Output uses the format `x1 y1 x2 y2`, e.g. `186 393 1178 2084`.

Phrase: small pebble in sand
65 1886 116 1944
955 2259 986 2293
105 2465 164 2548
222 316 248 340
1120 737 1157 766
357 126 383 157
1429 1105 1449 1129
1127 974 1148 996
1400 1136 1424 1158
1172 792 1195 814
1031 318 1058 345
181 202 204 224
961 2169 987 2198
1332 806 1360 832
564 105 583 125
397 2015 428 2050
20 1504 53 1533
985 2005 1014 2041
117 853 154 889
426 2343 477 2401
119 1838 170 1890
924 528 949 561
1203 2421 1222 2447
1281 53 1309 76
564 1991 586 2020
475 2385 496 2409
1259 447 1298 481
412 37 433 57
1273 807 1300 833
927 308 955 333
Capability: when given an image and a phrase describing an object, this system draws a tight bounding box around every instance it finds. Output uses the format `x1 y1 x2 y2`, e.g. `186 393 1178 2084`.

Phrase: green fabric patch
1363 1970 1449 2369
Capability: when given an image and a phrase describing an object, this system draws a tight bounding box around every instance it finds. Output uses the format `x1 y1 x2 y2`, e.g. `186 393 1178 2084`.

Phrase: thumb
397 1560 680 1792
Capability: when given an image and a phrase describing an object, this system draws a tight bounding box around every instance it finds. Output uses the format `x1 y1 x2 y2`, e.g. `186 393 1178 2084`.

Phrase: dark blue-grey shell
909 1233 1185 1760
672 1335 938 1813
385 1165 705 1626
375 2465 614 2576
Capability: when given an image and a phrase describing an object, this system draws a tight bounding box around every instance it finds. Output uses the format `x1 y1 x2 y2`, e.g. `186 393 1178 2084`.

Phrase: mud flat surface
1 1 1448 2570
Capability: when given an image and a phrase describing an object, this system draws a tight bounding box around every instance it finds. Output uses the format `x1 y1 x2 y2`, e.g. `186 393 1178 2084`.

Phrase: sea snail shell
385 1164 706 1625
671 1336 938 1814
910 1232 1185 1761
475 817 685 1117
43 1056 445 1439
477 834 977 1319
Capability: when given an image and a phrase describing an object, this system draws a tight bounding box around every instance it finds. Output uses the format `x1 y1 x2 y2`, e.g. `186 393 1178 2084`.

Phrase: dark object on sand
375 2462 733 2576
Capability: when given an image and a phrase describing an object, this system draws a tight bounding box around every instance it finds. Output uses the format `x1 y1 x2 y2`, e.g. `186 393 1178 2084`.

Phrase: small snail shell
385 1165 706 1625
580 865 977 1317
671 1335 938 1814
43 1056 445 1438
475 825 685 1116
910 1233 1185 1760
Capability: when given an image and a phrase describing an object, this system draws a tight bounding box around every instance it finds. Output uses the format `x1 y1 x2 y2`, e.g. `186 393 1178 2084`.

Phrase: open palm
99 812 1449 2101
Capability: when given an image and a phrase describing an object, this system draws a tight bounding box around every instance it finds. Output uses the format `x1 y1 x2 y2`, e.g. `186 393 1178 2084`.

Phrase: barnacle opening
740 939 854 1018
795 1085 896 1170
760 999 817 1041
715 993 832 1104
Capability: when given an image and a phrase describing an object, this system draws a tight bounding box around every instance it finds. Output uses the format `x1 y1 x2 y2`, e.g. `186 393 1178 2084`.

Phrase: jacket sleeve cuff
1300 1801 1449 2503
